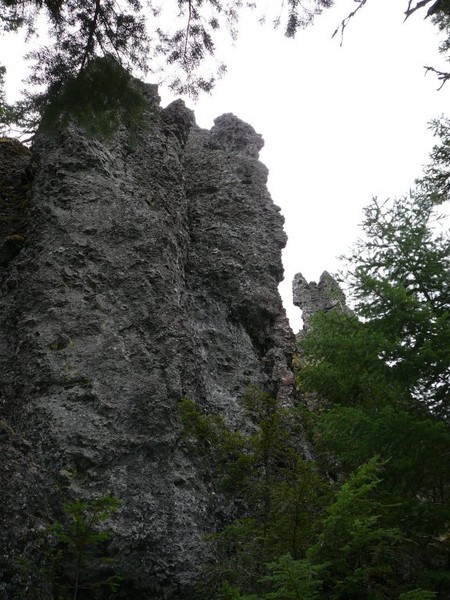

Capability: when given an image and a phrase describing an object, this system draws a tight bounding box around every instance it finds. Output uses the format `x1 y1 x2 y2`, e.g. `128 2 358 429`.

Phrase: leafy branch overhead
0 0 332 100
2 0 450 132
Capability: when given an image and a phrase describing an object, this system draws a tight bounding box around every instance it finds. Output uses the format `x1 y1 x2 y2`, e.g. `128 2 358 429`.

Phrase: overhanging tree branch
332 0 368 45
79 0 102 74
424 64 450 88
404 0 434 20
184 0 193 59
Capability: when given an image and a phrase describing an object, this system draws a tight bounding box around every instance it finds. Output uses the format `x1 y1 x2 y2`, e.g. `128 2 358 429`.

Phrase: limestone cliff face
0 86 296 598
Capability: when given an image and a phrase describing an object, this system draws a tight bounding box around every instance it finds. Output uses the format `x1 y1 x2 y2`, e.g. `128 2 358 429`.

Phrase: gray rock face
0 86 296 597
0 139 32 269
293 271 347 332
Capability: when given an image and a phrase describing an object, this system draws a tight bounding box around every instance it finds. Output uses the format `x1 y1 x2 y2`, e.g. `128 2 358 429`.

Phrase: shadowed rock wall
0 86 296 598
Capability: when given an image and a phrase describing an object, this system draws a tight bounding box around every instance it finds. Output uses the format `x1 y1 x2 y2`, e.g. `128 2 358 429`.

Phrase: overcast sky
1 0 449 330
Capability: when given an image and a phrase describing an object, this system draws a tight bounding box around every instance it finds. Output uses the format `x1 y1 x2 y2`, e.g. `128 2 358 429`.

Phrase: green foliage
0 0 334 123
217 580 258 600
178 396 229 448
15 55 148 137
306 458 405 599
315 405 450 501
0 64 7 119
259 460 434 600
398 591 437 600
294 129 450 598
343 193 449 416
262 554 320 600
299 191 450 417
17 495 122 599
179 391 330 597
1 0 450 130
2 0 450 131
298 309 405 410
419 118 450 203
181 394 418 599
0 64 20 135
178 396 247 483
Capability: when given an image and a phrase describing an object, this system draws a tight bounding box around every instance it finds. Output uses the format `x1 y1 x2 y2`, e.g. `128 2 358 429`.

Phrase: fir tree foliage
179 394 426 599
0 64 19 131
34 55 149 137
2 0 450 132
297 309 405 410
16 495 122 599
304 458 405 599
178 391 329 597
294 122 450 598
344 193 449 416
300 177 449 417
420 118 450 203
398 591 437 600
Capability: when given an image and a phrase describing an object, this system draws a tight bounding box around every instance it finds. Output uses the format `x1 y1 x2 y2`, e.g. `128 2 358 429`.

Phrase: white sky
1 0 450 331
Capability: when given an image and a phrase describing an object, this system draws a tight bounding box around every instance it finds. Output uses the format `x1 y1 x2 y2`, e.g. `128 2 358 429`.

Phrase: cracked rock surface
0 85 297 597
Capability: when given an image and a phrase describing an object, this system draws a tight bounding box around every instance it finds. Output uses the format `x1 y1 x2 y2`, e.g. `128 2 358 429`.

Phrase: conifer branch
79 0 102 74
404 0 434 20
332 0 368 45
424 64 450 89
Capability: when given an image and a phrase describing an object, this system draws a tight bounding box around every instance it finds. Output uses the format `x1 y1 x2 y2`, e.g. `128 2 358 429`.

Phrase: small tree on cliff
16 495 122 600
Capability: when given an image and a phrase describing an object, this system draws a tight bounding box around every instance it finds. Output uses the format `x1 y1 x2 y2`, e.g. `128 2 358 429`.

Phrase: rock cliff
0 84 296 598
293 271 348 334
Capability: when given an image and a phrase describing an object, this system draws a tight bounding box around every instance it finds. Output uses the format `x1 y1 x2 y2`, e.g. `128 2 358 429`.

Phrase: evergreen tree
300 165 449 417
295 122 450 597
0 64 18 131
178 391 330 598
16 495 122 599
345 196 449 415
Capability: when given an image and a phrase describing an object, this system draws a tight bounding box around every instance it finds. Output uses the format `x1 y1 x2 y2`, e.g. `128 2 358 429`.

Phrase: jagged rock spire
293 271 347 332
